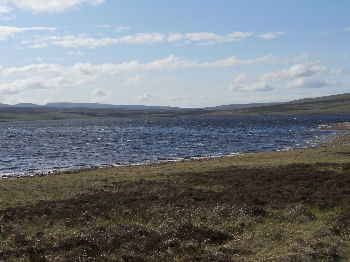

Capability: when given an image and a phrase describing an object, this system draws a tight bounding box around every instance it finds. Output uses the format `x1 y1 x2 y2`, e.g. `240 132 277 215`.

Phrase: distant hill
44 102 180 110
0 101 280 110
0 102 180 110
0 93 349 121
13 103 41 108
210 93 350 116
204 102 280 110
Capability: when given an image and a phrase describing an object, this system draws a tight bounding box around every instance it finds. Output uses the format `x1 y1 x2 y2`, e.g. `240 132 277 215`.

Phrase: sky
0 0 349 107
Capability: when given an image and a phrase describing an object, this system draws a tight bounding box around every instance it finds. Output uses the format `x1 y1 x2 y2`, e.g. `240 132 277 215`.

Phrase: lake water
1 114 349 177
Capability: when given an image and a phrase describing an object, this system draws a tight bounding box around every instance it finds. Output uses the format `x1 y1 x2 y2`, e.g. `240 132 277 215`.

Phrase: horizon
0 92 347 109
0 0 349 107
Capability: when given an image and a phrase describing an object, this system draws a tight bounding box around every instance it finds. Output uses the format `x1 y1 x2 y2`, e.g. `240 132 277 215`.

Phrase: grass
209 93 350 116
0 145 349 261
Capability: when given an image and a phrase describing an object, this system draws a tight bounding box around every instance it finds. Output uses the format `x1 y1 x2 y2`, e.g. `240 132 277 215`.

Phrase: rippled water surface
1 115 349 176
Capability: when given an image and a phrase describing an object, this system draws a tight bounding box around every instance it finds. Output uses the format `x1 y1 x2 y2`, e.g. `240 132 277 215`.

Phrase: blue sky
0 0 349 107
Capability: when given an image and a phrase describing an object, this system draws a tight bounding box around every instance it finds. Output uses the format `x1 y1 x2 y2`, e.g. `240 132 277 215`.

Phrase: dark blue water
0 115 349 177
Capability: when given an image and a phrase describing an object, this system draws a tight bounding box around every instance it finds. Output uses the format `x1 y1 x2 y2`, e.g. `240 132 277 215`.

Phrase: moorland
0 93 350 122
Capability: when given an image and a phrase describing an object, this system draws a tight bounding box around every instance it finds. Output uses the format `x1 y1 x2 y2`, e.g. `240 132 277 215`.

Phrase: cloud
0 5 14 20
259 31 285 39
345 27 350 31
91 88 109 102
0 76 87 95
2 54 287 77
134 93 157 102
229 63 341 92
119 33 165 45
24 31 254 49
51 35 119 48
116 26 130 32
286 78 336 89
36 33 166 49
228 73 274 92
329 67 343 75
124 76 145 86
260 64 327 81
29 43 48 48
96 24 110 28
0 54 290 96
0 4 12 13
3 63 63 76
67 50 85 57
0 26 55 40
185 31 252 44
2 0 105 13
167 33 183 42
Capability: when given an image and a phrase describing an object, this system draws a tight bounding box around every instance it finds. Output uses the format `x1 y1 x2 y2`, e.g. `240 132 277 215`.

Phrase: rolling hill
0 93 349 121
210 93 350 116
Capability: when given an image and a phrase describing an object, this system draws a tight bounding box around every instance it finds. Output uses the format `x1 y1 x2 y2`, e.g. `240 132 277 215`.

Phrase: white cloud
124 76 145 86
0 76 84 95
2 0 105 13
3 63 63 76
0 5 14 20
167 33 183 42
116 26 130 32
134 93 157 102
261 64 327 81
286 78 336 89
51 35 119 48
186 32 219 41
200 54 283 68
96 24 110 28
39 33 165 49
329 67 343 75
0 4 12 13
67 50 85 57
229 63 341 92
345 27 350 31
29 43 48 48
259 31 285 39
185 31 252 44
0 54 292 96
292 53 311 62
0 26 55 40
229 73 274 92
24 31 254 49
119 33 165 45
2 54 287 77
91 88 109 102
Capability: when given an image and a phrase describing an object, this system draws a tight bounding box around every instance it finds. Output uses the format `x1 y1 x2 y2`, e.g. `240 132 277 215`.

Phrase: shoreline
0 123 349 261
1 122 348 179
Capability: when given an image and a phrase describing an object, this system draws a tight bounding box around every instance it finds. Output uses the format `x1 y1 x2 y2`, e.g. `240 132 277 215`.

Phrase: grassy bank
0 142 349 261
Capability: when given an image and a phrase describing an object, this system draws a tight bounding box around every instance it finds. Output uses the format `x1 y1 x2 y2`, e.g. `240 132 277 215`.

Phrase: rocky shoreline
321 122 350 148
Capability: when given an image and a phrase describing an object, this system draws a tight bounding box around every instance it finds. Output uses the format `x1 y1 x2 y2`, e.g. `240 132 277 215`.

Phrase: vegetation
210 93 350 116
0 139 349 261
0 93 349 122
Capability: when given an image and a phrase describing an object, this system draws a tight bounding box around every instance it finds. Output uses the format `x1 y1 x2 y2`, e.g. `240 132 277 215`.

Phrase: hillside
0 93 349 122
210 93 350 116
